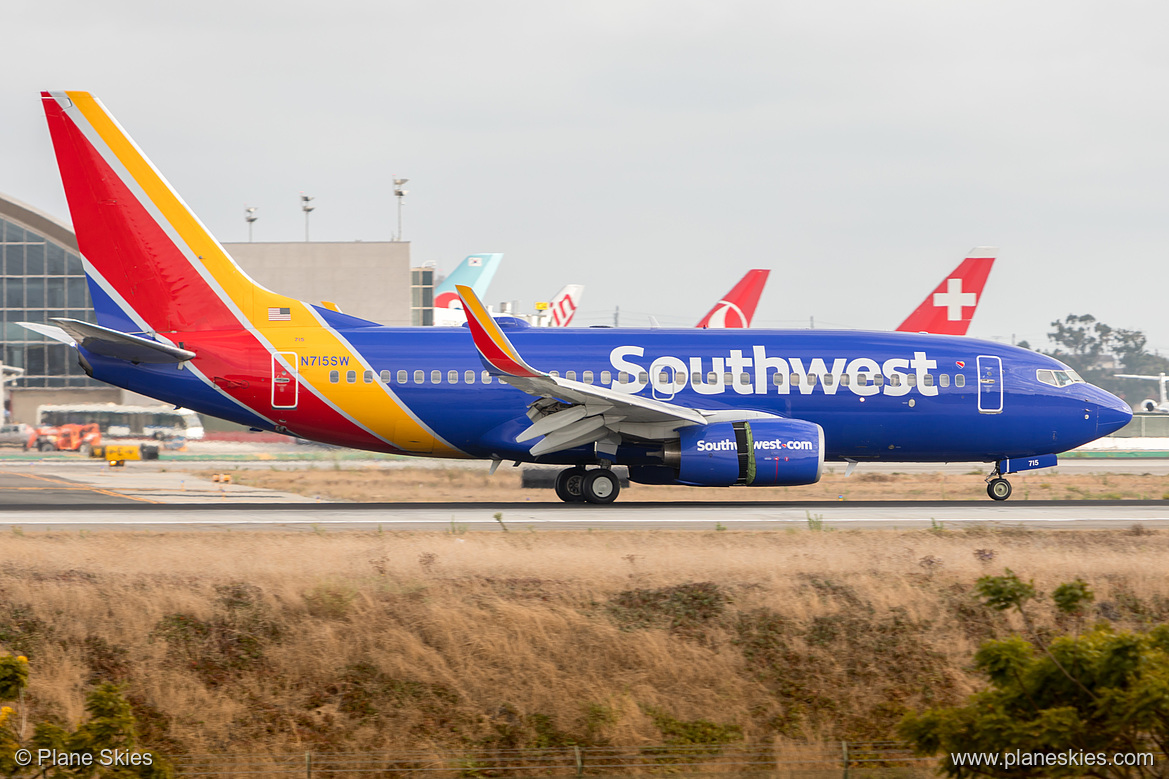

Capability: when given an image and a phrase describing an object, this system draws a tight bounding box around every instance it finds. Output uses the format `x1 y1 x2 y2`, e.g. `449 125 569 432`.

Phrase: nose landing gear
985 465 1013 501
986 477 1012 501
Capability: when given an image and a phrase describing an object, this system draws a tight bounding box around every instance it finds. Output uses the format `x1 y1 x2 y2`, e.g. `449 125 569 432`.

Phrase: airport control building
0 192 429 424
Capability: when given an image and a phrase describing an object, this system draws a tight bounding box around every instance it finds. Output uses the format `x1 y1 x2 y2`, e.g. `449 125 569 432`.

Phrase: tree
901 576 1168 777
900 625 1169 777
0 653 169 778
1039 315 1169 401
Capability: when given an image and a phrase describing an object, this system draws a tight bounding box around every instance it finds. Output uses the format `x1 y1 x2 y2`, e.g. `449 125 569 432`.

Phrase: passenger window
907 374 917 387
414 369 424 384
708 372 718 383
639 372 648 383
790 373 800 386
583 371 594 384
890 374 901 387
939 373 949 388
346 370 357 384
431 370 441 384
329 370 339 383
397 370 407 384
446 370 457 383
618 372 631 385
955 374 965 388
922 374 933 387
658 372 669 383
873 374 884 387
380 370 391 383
856 374 868 386
566 371 576 381
550 371 560 378
840 374 850 387
724 372 734 384
465 370 476 384
773 372 786 386
823 374 834 387
364 371 374 384
808 374 818 387
601 371 612 384
693 372 703 384
481 371 492 384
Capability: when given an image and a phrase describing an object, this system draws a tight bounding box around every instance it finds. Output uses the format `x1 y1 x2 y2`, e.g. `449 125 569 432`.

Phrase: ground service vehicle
26 423 101 453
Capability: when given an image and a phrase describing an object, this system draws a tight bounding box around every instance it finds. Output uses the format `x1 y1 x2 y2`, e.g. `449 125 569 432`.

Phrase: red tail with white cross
895 248 996 336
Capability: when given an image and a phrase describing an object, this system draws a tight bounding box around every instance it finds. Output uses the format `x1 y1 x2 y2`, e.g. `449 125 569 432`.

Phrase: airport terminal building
0 192 426 424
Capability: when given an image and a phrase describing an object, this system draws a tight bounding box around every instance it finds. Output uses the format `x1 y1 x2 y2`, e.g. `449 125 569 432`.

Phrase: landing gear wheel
554 468 587 503
583 469 620 504
987 478 1012 501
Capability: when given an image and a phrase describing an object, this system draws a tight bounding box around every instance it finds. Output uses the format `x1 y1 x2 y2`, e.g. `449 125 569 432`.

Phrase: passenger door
271 352 299 409
977 355 1003 414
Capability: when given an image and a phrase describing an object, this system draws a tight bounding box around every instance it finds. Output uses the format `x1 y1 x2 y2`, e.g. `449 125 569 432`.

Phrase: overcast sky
4 1 1168 350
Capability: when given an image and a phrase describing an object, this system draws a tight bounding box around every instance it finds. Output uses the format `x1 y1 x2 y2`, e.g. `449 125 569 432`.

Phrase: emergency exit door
272 352 299 409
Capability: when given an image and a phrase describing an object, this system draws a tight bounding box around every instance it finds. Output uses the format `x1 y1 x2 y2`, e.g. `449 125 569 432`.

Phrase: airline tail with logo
432 253 503 326
37 90 462 455
896 248 996 335
696 269 770 328
537 284 584 327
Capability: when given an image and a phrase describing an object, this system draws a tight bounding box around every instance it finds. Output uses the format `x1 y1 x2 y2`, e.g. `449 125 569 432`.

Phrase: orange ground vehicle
26 423 102 453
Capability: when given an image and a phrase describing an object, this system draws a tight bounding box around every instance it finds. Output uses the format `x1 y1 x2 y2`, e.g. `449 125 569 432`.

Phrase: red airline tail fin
895 248 996 335
695 269 770 328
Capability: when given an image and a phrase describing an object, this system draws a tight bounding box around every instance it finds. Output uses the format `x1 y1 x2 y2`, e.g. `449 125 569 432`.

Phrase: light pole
245 206 258 242
301 194 314 242
0 362 25 424
393 177 408 241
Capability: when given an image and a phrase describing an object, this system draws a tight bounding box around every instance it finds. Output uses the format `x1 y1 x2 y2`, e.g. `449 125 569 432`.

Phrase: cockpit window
1037 369 1085 387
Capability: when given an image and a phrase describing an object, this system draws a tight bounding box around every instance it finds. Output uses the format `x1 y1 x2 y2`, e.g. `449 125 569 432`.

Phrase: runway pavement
1 499 1168 531
2 460 1168 531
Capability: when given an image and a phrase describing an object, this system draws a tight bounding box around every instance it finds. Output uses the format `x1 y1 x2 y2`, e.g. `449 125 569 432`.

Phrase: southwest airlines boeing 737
29 92 1131 504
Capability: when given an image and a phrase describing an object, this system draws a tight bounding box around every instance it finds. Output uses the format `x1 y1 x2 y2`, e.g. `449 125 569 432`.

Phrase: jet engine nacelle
673 419 824 487
1141 399 1159 412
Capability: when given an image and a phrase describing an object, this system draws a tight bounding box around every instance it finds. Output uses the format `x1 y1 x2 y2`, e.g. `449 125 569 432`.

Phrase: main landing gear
986 470 1013 501
554 466 620 504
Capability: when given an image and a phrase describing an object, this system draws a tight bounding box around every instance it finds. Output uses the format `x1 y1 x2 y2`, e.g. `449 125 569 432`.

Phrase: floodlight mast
301 194 315 242
245 206 258 242
393 177 409 241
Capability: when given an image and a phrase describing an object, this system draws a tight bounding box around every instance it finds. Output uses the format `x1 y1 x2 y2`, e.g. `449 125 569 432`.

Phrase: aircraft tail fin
895 248 996 335
431 254 502 325
41 91 289 335
542 284 584 327
696 269 770 328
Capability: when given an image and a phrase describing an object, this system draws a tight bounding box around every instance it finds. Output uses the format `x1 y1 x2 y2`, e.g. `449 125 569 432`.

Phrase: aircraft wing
19 318 196 364
458 285 780 457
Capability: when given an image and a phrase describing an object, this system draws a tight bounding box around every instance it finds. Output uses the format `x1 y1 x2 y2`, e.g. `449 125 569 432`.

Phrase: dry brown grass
202 464 1169 502
1 528 1167 758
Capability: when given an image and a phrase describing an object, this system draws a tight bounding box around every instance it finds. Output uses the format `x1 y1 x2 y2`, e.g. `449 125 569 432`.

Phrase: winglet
456 285 544 378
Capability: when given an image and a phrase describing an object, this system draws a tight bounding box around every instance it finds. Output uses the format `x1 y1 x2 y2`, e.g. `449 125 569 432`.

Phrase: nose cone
1096 389 1133 437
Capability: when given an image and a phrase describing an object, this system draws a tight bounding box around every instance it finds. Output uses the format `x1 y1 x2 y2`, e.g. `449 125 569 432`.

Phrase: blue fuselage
85 322 1133 466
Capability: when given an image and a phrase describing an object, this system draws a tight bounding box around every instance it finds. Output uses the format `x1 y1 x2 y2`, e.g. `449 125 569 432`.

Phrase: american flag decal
268 307 291 321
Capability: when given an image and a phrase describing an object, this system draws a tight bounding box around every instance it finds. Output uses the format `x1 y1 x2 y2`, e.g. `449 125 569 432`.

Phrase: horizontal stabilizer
17 321 76 345
42 318 195 363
